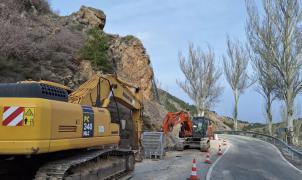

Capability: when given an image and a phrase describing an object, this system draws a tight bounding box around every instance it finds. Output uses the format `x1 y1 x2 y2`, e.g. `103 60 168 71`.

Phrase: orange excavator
162 111 214 151
161 111 192 138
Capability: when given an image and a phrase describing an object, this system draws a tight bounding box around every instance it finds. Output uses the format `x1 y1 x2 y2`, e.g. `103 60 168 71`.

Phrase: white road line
206 141 231 180
256 138 302 174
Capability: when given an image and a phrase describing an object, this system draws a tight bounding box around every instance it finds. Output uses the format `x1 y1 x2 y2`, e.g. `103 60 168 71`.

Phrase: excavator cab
191 116 212 151
192 116 210 139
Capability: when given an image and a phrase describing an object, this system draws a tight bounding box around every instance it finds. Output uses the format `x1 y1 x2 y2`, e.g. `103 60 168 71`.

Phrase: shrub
79 28 112 73
0 20 84 83
23 0 51 14
158 88 198 114
1 0 51 15
164 100 178 112
124 35 136 41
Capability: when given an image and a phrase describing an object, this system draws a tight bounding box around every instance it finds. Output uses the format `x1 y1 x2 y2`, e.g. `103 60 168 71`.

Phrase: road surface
132 139 224 180
208 135 302 180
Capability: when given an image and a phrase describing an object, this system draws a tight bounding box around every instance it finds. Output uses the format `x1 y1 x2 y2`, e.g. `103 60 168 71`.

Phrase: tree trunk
286 92 294 144
201 99 205 117
266 97 273 136
196 99 202 116
233 89 239 131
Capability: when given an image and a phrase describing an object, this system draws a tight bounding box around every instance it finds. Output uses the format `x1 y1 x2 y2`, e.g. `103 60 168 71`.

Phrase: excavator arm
69 74 143 149
162 111 192 137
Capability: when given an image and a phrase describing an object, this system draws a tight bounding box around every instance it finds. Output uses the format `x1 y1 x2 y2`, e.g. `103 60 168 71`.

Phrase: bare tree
246 0 302 143
177 43 223 116
251 54 276 135
223 36 251 130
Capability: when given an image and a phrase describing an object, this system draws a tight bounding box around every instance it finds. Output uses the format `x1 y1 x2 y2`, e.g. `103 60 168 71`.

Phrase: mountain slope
158 88 231 131
0 0 166 132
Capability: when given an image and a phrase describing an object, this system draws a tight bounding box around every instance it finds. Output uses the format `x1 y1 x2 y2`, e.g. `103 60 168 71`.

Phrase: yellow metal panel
50 101 82 139
0 140 50 155
0 98 51 140
110 123 119 135
93 108 111 137
49 136 120 152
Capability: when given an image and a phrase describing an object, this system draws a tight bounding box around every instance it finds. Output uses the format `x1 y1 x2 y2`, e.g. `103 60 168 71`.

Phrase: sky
50 0 302 123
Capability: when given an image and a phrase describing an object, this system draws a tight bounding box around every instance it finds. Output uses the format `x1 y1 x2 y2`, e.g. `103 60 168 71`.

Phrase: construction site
1 0 302 180
0 71 229 179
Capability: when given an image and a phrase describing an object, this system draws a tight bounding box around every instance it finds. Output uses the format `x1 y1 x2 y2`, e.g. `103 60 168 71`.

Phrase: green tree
80 28 112 73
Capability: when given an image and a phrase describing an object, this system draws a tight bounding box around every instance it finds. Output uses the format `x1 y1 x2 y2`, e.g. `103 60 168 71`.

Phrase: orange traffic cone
217 145 223 156
204 153 212 164
188 158 199 180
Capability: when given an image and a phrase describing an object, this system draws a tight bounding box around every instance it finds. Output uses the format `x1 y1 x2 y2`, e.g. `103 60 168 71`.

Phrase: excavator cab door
192 117 210 139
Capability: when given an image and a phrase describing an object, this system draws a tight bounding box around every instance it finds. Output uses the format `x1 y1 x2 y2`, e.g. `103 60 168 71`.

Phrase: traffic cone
223 139 227 146
217 145 223 156
204 152 212 164
188 158 199 180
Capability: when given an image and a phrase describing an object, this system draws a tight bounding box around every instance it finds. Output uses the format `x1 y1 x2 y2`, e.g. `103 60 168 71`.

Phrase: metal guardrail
215 130 302 168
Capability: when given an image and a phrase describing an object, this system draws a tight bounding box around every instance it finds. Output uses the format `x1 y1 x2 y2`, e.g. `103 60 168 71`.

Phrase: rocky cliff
0 1 154 99
62 5 154 100
0 0 164 130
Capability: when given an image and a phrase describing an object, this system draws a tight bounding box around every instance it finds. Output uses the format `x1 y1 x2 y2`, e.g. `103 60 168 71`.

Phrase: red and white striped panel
2 106 24 126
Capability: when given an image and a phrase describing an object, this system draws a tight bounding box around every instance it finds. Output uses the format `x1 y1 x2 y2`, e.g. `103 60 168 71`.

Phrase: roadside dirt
132 138 228 180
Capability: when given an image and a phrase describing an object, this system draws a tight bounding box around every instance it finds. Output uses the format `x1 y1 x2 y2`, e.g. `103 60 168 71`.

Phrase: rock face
109 36 154 100
0 1 162 133
207 111 232 131
63 6 155 100
71 6 106 30
0 2 155 98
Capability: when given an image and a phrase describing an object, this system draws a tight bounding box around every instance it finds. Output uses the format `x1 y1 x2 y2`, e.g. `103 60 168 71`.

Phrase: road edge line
206 141 231 180
257 138 302 174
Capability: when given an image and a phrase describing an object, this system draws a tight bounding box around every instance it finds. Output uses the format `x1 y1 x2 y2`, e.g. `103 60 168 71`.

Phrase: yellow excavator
0 74 143 179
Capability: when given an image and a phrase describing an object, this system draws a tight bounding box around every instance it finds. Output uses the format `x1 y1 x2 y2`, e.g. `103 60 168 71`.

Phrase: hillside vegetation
158 88 231 131
158 88 197 114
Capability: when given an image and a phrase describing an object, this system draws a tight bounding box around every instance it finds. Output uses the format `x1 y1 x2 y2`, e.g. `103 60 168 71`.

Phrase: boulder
72 6 106 30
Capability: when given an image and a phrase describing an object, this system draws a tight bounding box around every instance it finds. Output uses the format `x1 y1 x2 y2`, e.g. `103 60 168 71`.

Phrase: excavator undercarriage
0 148 134 180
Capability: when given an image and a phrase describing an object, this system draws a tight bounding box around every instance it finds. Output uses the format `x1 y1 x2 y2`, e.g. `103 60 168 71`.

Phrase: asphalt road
132 139 224 180
208 135 302 180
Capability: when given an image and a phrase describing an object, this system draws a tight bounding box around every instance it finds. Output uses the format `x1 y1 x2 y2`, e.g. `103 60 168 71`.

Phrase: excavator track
34 149 134 180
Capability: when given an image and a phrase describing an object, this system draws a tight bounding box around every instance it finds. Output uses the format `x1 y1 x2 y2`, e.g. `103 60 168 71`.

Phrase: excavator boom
69 74 143 149
162 111 192 137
